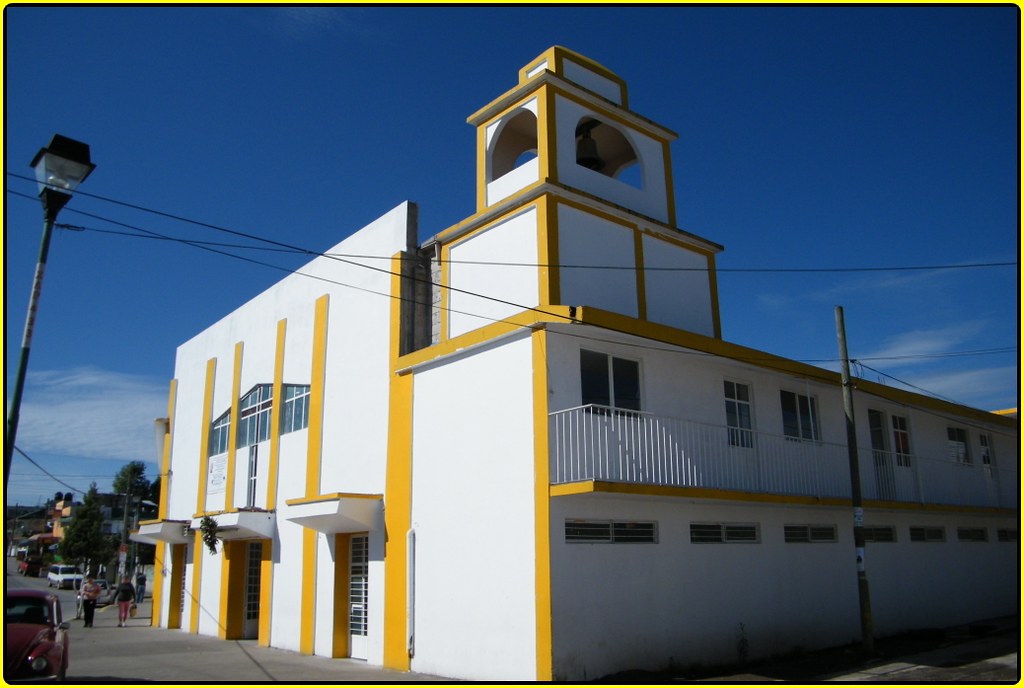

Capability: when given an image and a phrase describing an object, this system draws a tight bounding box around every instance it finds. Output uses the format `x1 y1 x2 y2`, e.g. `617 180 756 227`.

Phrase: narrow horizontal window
565 519 656 543
997 529 1018 542
957 527 988 542
785 524 837 543
691 522 759 544
909 526 945 543
863 526 896 543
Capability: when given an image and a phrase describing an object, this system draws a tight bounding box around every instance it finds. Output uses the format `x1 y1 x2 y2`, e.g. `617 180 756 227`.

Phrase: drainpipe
406 528 415 658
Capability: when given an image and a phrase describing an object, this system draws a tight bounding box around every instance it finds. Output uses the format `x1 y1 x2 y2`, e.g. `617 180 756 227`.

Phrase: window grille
565 520 657 543
909 526 945 542
784 524 837 543
863 526 896 543
957 527 988 542
690 522 760 544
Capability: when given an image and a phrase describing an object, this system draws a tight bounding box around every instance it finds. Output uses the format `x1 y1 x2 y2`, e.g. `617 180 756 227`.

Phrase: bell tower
423 47 723 346
469 46 679 225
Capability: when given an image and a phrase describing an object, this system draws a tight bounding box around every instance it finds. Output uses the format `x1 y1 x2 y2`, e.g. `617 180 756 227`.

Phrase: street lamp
3 134 95 503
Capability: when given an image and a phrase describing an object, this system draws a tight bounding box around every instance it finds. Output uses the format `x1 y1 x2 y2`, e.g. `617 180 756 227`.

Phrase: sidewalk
693 616 1019 683
66 599 449 683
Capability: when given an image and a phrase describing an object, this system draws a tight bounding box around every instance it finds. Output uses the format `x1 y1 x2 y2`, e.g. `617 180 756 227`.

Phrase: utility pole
835 306 874 654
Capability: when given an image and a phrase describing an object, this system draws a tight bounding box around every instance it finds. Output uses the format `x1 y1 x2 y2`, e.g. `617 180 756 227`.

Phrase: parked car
46 565 82 590
4 588 70 682
75 578 113 607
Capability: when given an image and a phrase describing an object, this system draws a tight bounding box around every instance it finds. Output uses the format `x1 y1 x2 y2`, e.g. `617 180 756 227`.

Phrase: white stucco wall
165 202 413 654
408 333 540 680
557 205 638 318
447 207 539 339
549 494 1017 680
642 233 715 336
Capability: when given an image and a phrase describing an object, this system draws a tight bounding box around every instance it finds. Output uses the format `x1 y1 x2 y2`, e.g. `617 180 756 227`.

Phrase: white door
349 535 368 659
243 542 261 639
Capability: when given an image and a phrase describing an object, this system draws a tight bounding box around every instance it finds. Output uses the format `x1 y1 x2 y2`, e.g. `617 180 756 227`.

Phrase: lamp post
4 135 95 506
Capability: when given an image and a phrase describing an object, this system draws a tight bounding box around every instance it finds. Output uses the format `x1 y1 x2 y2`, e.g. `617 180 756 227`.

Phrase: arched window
489 108 539 181
575 117 642 189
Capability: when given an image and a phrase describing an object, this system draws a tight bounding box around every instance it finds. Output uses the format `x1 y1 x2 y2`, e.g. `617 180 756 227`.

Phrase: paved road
8 558 1018 683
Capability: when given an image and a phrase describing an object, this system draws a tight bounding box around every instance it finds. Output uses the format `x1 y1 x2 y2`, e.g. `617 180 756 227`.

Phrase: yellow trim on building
258 539 273 647
383 257 414 670
151 543 166 628
518 46 629 108
306 295 329 497
285 492 384 507
662 137 677 227
267 319 287 510
299 294 330 655
539 84 557 182
225 341 244 511
550 480 1016 516
476 123 488 212
532 330 553 680
438 243 451 343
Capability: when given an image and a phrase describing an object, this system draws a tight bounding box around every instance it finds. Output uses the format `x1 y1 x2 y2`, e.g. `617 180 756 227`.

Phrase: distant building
136 47 1018 681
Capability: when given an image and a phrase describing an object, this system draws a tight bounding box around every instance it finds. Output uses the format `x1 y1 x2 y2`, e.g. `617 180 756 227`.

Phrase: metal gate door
349 535 368 659
243 542 261 639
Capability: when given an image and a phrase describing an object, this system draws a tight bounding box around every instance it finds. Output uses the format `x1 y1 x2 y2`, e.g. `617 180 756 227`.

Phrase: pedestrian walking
114 575 135 627
81 576 101 628
134 569 147 604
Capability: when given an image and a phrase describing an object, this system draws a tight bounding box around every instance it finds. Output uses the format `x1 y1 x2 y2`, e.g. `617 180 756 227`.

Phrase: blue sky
4 5 1018 506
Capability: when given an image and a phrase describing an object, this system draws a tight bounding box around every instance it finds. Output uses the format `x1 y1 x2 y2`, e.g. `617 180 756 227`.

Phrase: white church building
136 47 1018 681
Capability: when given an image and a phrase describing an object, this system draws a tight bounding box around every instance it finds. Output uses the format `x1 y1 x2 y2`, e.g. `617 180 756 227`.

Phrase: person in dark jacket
114 575 135 627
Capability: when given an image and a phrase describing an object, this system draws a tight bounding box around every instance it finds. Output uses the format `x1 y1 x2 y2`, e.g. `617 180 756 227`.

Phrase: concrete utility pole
835 305 874 654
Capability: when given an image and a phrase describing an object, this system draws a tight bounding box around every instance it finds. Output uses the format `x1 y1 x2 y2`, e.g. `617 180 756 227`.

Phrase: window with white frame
580 349 641 411
947 427 971 464
724 380 754 448
979 433 993 466
891 415 912 467
281 384 311 434
780 390 820 441
237 384 273 448
209 410 231 456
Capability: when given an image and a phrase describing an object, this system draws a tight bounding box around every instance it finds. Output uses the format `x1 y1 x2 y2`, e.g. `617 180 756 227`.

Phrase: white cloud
888 365 1019 412
857 321 990 365
17 367 169 463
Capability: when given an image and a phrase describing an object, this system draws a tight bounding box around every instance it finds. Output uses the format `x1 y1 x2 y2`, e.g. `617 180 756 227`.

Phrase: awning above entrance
283 492 383 534
132 519 192 545
190 510 276 541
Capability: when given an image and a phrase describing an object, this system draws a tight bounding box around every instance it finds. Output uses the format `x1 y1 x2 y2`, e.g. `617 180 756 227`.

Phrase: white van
47 565 83 590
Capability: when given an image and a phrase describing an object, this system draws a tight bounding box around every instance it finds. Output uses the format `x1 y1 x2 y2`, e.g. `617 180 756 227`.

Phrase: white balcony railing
549 405 1014 508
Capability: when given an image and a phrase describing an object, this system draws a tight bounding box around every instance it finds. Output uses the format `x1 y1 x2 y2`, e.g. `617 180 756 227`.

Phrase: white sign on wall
208 455 227 495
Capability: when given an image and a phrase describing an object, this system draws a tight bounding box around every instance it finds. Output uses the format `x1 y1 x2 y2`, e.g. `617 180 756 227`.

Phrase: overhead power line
7 182 1017 274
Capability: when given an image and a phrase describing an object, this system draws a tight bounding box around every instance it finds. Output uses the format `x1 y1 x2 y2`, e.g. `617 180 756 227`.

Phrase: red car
4 589 70 682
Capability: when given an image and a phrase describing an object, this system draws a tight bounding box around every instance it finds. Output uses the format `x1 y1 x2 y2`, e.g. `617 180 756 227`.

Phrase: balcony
549 405 1014 509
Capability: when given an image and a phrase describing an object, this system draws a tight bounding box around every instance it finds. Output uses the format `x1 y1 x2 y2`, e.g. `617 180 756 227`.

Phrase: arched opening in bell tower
489 108 539 181
574 117 642 189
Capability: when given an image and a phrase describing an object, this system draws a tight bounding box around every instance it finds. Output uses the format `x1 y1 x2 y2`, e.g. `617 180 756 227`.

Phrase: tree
112 461 150 498
59 484 113 577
